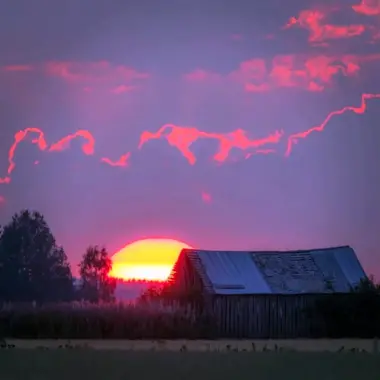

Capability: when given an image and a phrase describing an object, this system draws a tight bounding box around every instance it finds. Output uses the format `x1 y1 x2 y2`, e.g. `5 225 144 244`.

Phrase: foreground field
3 338 380 352
0 349 379 380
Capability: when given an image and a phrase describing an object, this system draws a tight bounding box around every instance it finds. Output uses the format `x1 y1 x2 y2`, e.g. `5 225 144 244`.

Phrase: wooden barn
167 246 367 338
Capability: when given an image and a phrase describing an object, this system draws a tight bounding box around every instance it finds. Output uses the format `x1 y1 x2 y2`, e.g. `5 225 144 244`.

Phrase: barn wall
167 254 207 305
212 294 323 339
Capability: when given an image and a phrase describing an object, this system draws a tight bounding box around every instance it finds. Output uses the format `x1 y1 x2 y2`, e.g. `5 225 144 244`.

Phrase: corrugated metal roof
309 249 349 292
329 247 367 288
181 246 367 295
196 250 271 295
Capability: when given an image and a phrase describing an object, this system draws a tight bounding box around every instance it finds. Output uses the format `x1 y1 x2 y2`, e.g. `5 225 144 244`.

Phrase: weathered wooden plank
210 294 327 339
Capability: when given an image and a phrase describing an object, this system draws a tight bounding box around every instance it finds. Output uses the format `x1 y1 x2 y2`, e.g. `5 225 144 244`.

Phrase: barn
167 246 368 338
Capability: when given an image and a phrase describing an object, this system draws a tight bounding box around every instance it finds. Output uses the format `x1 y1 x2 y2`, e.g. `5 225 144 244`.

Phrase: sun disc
110 238 192 282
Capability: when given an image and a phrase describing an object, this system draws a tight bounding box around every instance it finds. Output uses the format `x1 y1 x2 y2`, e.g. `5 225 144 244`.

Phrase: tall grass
2 288 380 340
0 301 215 340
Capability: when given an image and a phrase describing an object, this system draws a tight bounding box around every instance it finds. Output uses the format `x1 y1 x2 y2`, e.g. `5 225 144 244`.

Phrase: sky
0 0 380 278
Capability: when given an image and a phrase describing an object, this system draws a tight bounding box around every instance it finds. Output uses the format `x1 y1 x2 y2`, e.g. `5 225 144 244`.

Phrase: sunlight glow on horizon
111 264 173 282
110 238 192 282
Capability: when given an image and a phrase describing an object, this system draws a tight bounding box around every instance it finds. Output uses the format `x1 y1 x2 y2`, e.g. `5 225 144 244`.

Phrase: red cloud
1 94 379 183
285 8 365 44
138 124 283 165
352 0 380 16
185 54 362 92
101 153 130 167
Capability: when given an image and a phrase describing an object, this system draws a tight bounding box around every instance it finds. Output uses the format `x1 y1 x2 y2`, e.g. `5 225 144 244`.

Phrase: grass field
0 340 379 380
3 338 379 351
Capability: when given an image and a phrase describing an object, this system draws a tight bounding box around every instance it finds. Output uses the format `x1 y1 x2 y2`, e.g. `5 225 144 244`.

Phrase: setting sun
110 238 192 281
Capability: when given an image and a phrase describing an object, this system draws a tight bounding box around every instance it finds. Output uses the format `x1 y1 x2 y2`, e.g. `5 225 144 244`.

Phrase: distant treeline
0 210 116 304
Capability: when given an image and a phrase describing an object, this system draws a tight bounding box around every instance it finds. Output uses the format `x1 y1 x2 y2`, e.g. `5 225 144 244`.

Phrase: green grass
0 350 379 380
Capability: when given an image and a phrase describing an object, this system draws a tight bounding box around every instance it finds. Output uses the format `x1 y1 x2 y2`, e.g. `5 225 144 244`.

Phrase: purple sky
0 0 380 277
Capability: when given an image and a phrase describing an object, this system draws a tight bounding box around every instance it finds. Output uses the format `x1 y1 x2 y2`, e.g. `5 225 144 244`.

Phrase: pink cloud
101 153 130 167
201 191 212 203
0 61 150 96
110 84 136 95
352 0 380 16
183 53 369 93
232 54 361 92
284 8 365 45
44 61 149 84
1 65 33 72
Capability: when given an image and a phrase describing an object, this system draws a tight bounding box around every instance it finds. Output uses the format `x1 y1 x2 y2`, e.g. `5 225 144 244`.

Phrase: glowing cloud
353 0 380 16
101 153 130 167
284 8 365 44
0 61 150 98
285 93 380 155
185 55 362 92
139 124 283 164
0 94 379 185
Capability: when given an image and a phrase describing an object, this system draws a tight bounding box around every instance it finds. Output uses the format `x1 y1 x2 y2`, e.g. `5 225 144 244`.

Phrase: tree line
0 209 116 304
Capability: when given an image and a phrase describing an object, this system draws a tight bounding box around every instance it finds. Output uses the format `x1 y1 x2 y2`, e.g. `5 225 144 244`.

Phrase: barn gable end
167 250 205 295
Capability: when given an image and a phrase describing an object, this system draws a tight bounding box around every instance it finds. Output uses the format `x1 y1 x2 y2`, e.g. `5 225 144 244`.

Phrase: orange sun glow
110 238 192 281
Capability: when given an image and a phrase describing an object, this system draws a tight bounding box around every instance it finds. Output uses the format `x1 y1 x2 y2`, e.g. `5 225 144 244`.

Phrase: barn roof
177 246 367 295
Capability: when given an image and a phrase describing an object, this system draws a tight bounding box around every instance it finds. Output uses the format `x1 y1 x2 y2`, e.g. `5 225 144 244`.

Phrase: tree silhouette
79 245 116 302
311 275 380 338
0 210 74 303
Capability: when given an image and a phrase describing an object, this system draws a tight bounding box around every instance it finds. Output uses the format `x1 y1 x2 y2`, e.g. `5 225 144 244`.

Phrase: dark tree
311 276 380 338
79 246 116 303
0 210 74 303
